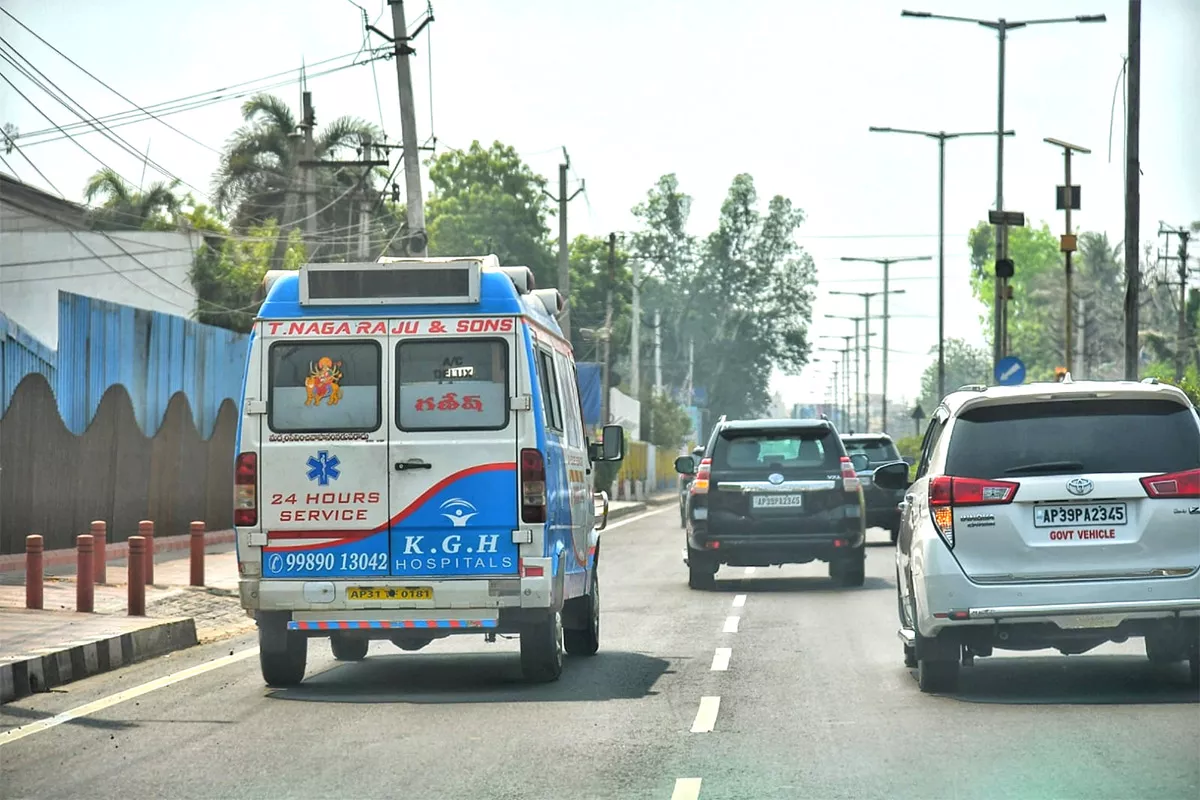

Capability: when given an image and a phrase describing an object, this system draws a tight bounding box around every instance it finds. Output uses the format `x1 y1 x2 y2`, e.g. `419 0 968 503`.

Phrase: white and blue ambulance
234 255 624 686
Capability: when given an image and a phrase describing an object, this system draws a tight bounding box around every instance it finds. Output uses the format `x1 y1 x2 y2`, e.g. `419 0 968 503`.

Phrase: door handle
395 459 433 471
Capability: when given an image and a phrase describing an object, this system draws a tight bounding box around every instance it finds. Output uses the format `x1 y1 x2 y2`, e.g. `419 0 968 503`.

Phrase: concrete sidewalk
0 544 249 703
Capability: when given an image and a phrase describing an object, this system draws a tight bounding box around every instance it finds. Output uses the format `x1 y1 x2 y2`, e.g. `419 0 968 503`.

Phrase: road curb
0 617 198 704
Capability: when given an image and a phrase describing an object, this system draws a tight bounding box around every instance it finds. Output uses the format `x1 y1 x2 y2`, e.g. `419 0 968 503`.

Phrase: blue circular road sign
994 355 1026 386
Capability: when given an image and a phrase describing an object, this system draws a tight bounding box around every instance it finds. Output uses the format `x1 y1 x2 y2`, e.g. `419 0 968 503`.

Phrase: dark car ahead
840 433 913 543
677 445 705 527
675 418 870 590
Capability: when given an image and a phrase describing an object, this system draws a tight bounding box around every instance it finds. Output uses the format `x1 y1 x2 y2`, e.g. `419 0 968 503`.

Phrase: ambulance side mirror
590 424 625 462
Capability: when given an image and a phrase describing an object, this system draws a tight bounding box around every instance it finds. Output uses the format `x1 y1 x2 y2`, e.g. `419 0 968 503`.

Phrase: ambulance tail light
234 452 258 527
927 475 1019 548
690 458 712 495
521 448 547 523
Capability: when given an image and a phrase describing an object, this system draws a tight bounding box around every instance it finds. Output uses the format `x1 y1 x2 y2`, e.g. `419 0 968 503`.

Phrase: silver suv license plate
1033 503 1127 527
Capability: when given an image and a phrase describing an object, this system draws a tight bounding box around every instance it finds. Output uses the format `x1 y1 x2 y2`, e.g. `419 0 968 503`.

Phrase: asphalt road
2 507 1197 799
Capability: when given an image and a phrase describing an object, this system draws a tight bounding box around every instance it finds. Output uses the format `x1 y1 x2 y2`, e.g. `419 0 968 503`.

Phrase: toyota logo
1066 477 1094 496
768 473 784 485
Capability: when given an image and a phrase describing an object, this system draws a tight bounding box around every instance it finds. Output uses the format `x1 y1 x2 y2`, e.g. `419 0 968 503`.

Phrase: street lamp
840 255 931 433
1044 137 1091 375
901 9 1106 370
819 334 854 429
829 289 906 433
868 128 1012 401
824 316 877 430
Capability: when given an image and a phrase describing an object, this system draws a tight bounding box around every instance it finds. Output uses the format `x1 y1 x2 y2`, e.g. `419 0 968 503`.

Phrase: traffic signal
995 258 1015 279
1055 367 1067 382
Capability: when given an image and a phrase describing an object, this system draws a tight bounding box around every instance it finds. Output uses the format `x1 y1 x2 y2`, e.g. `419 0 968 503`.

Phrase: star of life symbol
306 450 341 486
440 498 479 527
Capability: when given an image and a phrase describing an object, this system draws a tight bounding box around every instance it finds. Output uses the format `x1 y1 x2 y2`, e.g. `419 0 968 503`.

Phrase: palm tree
212 94 382 266
84 168 182 231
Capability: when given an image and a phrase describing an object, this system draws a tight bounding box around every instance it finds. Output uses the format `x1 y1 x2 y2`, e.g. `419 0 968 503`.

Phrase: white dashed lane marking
671 777 703 799
723 616 740 633
690 696 721 733
732 594 746 608
711 647 732 671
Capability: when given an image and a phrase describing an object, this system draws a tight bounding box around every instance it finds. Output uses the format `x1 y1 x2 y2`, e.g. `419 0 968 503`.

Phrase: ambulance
234 255 624 686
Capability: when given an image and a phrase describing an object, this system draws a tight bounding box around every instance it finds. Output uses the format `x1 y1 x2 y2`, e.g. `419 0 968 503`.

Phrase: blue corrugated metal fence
1 291 248 438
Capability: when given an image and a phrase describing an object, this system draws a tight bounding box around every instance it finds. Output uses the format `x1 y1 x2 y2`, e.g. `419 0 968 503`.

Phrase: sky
1 0 1197 411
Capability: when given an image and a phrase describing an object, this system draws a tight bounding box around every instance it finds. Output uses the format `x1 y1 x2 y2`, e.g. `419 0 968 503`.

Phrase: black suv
675 418 870 590
840 433 912 543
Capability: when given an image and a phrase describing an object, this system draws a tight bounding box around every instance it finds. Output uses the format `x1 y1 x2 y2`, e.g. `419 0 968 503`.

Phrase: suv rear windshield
946 398 1200 478
712 428 843 470
843 438 899 464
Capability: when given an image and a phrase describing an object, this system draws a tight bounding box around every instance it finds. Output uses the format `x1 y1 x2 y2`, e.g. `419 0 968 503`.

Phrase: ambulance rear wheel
259 628 307 688
520 610 564 682
564 569 600 657
330 634 369 661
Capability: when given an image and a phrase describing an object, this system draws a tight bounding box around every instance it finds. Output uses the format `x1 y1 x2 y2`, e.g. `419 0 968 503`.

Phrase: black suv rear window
946 399 1200 478
713 428 843 470
843 438 899 464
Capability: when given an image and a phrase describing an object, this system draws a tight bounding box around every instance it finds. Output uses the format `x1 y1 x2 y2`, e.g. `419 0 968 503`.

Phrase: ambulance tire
520 610 564 683
330 634 369 661
259 629 307 688
564 569 600 656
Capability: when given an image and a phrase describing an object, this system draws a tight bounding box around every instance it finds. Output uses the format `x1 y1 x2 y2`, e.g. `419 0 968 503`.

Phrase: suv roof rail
956 384 987 392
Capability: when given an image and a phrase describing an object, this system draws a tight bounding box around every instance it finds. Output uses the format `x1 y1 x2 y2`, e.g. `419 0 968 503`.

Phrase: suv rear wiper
1002 460 1084 476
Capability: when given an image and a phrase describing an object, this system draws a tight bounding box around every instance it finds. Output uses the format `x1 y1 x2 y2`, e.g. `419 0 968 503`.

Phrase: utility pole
684 338 694 410
840 256 927 433
1044 137 1090 375
830 290 903 433
301 90 317 258
385 0 431 256
655 318 666 402
631 257 641 400
270 130 303 269
1160 225 1194 380
544 149 585 338
1123 0 1142 380
358 135 374 260
601 233 616 426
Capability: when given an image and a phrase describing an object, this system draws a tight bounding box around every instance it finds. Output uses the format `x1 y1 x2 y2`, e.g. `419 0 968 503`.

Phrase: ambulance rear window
396 339 509 431
268 341 381 432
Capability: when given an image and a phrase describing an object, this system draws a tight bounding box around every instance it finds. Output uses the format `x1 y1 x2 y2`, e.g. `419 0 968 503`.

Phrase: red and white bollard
127 536 146 616
189 521 205 587
90 520 107 585
76 534 94 613
138 520 155 585
26 534 44 610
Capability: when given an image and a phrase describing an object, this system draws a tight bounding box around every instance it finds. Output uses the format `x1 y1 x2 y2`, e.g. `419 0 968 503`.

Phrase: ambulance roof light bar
299 259 482 306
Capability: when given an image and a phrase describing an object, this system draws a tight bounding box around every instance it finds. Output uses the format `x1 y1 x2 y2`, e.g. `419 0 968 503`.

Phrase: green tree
640 392 693 450
424 141 556 286
567 234 632 370
189 221 306 332
212 93 380 266
83 167 182 231
969 221 1065 380
916 337 991 413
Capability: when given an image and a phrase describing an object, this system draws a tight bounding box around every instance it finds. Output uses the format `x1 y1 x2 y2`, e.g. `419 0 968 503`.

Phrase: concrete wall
0 230 201 348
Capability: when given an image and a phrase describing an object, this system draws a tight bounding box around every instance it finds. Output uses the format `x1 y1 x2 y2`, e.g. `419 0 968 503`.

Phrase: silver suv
871 377 1200 693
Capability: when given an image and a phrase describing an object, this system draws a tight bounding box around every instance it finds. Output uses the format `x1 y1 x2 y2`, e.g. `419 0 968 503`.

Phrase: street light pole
840 255 931 433
830 290 905 433
868 127 1009 400
1044 137 1091 376
901 10 1107 371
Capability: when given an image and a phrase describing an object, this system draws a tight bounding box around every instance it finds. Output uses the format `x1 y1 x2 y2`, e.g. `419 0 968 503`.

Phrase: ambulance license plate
347 586 432 601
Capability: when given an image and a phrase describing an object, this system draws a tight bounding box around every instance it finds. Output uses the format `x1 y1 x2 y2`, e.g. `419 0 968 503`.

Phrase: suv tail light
690 458 712 495
1140 468 1200 498
521 448 547 522
840 457 860 492
927 475 1019 547
234 452 257 527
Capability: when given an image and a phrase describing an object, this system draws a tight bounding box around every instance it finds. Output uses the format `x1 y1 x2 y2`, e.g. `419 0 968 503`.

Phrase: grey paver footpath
0 544 250 703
